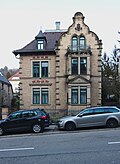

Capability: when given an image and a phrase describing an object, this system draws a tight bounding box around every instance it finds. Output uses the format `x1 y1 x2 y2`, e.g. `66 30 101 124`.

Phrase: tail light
41 115 47 119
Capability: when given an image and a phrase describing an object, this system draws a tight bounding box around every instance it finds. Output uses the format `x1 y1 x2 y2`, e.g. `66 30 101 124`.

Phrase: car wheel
0 127 4 135
32 124 42 133
65 122 76 131
106 119 118 128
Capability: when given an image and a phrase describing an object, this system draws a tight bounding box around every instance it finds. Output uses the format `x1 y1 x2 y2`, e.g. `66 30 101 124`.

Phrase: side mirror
78 114 83 117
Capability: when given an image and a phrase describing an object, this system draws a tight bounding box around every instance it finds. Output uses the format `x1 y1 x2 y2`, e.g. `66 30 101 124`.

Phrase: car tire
106 119 118 128
32 124 42 133
0 127 4 135
65 122 76 131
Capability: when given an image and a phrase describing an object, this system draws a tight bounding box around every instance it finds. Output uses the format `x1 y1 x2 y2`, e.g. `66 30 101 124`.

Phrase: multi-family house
0 71 13 118
8 70 20 95
13 12 102 115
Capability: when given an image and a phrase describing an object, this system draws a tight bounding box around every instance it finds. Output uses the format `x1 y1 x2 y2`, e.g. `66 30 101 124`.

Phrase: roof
0 71 11 85
8 71 19 81
13 31 65 55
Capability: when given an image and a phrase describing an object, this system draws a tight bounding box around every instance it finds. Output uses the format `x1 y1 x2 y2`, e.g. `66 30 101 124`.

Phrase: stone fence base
2 107 8 119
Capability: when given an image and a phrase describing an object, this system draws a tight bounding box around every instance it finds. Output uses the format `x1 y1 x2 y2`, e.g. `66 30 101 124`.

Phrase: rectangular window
71 58 78 75
71 87 78 104
80 87 87 104
72 37 78 52
33 88 40 104
38 40 44 50
79 37 86 49
80 57 87 75
32 88 49 105
41 88 49 104
32 61 49 78
71 87 87 105
33 62 40 77
41 61 48 77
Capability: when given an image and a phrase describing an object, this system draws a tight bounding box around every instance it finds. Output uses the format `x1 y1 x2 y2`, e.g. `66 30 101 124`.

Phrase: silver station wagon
58 106 120 131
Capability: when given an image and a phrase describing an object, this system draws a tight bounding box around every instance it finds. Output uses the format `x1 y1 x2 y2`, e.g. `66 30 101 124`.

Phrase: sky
0 0 120 69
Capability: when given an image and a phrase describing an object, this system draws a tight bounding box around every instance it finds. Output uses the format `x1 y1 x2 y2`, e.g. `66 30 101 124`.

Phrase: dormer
35 30 47 50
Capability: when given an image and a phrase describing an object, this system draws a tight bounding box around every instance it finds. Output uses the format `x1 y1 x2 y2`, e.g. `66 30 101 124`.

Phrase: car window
79 108 93 116
106 108 119 113
93 108 105 115
8 112 21 120
41 111 47 116
22 111 38 118
38 109 48 116
22 111 29 118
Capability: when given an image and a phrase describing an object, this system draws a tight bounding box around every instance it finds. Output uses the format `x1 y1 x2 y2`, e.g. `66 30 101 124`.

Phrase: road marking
108 142 120 145
0 147 34 152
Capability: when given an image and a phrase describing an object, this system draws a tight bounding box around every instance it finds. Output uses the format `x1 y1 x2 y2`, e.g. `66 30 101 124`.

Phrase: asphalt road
0 126 120 164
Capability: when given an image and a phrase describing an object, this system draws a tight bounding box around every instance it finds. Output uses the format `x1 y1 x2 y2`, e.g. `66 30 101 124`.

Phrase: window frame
71 58 78 75
32 61 49 78
79 36 86 50
71 57 87 75
33 61 40 78
71 86 87 105
71 35 86 52
41 88 49 104
80 57 87 75
41 61 48 77
80 87 87 104
32 87 49 105
33 88 40 104
72 36 78 52
71 87 78 104
37 40 44 50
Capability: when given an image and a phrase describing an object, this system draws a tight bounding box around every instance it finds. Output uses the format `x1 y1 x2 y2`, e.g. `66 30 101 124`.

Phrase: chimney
55 21 60 30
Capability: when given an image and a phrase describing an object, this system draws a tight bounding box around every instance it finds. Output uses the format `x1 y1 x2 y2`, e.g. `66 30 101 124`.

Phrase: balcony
66 45 92 55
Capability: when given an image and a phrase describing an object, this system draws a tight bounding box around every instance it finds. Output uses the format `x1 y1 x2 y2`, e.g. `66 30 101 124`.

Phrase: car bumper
44 120 52 127
57 121 64 129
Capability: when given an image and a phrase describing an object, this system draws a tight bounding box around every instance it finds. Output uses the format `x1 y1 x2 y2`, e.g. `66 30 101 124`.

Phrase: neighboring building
8 71 20 94
13 12 102 115
0 71 13 110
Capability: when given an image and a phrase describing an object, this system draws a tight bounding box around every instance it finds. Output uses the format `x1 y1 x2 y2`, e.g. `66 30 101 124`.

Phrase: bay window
71 58 78 75
71 57 87 75
80 57 87 75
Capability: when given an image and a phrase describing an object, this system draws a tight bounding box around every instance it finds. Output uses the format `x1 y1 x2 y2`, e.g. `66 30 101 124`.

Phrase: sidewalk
45 123 58 132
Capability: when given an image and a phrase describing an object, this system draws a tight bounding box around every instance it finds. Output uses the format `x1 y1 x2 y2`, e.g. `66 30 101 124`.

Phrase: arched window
79 36 86 49
72 36 78 52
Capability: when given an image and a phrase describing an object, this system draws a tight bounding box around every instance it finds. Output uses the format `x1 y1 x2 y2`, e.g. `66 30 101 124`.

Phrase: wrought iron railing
67 45 92 55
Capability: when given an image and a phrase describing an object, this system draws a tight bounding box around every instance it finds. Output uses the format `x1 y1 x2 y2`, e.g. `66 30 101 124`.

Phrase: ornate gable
67 75 91 84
